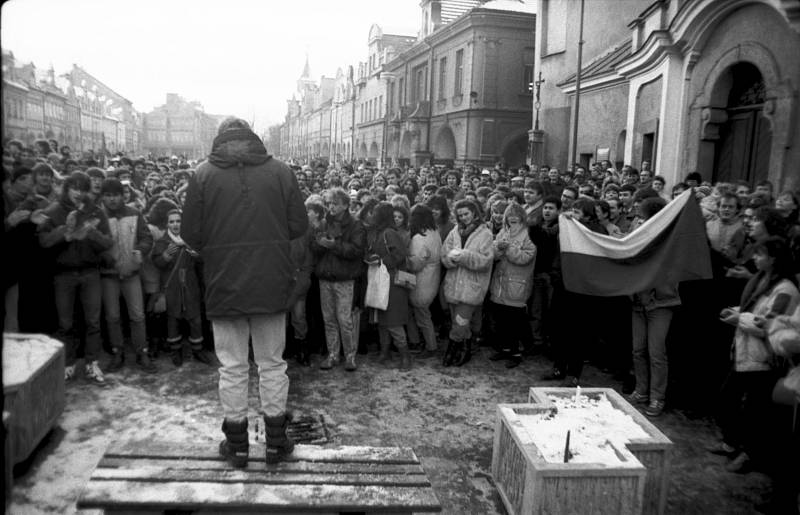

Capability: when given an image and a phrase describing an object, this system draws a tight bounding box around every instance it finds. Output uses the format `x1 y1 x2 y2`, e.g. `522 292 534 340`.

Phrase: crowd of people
3 134 799 513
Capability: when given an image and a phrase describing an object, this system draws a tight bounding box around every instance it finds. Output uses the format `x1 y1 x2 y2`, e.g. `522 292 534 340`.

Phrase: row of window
359 95 384 124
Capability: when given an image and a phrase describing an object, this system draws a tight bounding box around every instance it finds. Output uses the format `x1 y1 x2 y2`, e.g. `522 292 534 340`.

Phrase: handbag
394 270 417 289
365 260 390 310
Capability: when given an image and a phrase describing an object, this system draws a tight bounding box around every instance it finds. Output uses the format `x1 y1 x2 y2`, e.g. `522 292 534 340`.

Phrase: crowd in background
3 135 799 514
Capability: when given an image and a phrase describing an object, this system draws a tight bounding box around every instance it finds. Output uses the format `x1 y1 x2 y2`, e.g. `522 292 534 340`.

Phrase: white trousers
213 313 288 420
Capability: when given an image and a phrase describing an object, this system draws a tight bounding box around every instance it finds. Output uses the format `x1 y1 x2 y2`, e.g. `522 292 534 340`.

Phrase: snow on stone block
493 402 646 515
527 387 673 515
3 333 65 466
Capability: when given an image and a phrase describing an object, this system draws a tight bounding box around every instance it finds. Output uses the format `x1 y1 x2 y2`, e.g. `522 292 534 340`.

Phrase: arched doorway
434 126 456 160
359 142 368 158
368 142 379 160
399 131 413 159
712 62 771 185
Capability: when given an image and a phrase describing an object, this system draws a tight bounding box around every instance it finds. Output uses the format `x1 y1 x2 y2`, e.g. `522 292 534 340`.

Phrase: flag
559 189 712 296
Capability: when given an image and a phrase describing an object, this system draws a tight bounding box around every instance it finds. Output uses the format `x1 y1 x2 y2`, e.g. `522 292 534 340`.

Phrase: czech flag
559 189 713 296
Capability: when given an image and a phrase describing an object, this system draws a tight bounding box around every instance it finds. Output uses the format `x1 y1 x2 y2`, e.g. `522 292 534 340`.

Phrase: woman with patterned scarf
440 199 494 366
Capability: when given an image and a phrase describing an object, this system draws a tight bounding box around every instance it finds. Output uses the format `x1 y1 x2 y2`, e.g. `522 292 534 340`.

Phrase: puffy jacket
441 223 494 306
310 210 366 281
490 225 537 307
101 205 153 278
407 229 441 307
734 277 800 372
181 128 308 318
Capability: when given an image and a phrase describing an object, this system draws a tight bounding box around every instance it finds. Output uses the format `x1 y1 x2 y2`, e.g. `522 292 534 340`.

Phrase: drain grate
253 413 330 445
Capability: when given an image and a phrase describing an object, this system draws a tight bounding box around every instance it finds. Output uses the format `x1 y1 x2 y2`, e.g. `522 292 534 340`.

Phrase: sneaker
136 353 158 374
319 355 337 370
344 356 357 372
85 360 106 385
645 399 665 417
628 391 649 404
65 364 76 381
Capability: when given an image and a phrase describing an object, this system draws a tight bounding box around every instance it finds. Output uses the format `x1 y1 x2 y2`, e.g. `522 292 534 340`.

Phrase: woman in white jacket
441 199 494 366
406 204 442 359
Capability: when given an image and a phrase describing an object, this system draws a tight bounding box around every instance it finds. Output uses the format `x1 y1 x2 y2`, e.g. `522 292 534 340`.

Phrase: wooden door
714 107 771 184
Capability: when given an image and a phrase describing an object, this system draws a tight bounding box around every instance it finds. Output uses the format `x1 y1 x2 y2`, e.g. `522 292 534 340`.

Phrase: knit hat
12 166 33 183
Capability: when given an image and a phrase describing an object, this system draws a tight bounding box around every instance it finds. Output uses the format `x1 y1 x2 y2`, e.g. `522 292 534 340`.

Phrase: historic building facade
141 94 223 159
276 0 536 168
2 51 141 154
533 0 800 191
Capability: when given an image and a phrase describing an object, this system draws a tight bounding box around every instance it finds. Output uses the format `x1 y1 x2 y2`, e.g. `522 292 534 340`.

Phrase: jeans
54 269 103 365
632 307 673 402
379 325 408 348
290 298 308 340
101 275 147 354
213 313 288 420
528 273 552 345
407 304 437 351
319 280 356 360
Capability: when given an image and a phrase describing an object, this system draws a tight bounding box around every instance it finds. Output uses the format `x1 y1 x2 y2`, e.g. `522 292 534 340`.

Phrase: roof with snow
478 0 536 14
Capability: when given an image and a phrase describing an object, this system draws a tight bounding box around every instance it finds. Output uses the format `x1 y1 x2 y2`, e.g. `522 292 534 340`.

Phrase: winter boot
193 349 218 366
219 419 249 468
295 339 311 366
107 348 125 372
137 351 158 373
398 346 412 370
378 340 392 365
456 337 472 367
264 413 295 465
168 338 183 367
442 339 461 367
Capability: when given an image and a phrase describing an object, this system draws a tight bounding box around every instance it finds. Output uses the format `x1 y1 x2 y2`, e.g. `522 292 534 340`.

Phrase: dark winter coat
181 128 308 318
152 234 203 321
287 227 314 308
38 199 113 272
310 210 366 281
367 227 409 327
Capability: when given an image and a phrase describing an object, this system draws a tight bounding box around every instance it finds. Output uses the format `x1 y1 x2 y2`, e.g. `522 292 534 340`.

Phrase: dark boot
442 339 461 367
264 413 295 464
171 347 183 367
456 338 472 367
137 351 158 373
219 419 249 468
398 346 412 370
107 348 125 372
378 340 391 365
295 339 311 366
193 348 219 366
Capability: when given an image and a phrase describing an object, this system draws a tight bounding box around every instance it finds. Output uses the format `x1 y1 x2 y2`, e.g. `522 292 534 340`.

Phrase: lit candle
574 386 581 403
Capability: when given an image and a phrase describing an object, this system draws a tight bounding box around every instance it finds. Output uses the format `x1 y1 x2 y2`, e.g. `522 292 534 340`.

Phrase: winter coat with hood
407 228 441 307
490 204 537 308
441 222 494 306
181 128 308 318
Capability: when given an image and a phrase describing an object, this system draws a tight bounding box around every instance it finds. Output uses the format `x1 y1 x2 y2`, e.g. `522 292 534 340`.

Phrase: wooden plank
99 457 424 475
105 441 420 464
90 468 430 487
78 480 443 512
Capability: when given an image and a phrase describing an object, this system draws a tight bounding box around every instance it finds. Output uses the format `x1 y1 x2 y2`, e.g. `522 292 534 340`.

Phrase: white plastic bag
365 261 390 310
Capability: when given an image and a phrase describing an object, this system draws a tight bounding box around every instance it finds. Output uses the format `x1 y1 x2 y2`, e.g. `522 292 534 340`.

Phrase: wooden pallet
78 440 442 514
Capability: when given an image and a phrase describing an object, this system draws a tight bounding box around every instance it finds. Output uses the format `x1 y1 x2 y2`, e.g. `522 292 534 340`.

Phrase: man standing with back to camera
182 118 307 466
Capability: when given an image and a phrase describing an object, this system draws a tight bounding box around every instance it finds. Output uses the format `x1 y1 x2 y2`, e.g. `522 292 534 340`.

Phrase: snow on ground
9 347 772 514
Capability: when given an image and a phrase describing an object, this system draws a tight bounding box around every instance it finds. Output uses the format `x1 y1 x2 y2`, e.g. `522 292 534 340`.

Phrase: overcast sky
1 0 421 133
